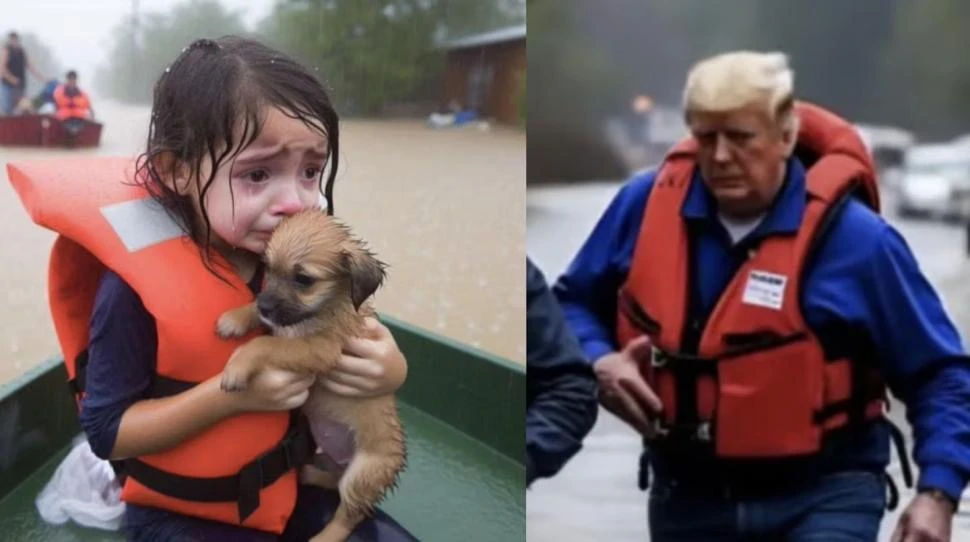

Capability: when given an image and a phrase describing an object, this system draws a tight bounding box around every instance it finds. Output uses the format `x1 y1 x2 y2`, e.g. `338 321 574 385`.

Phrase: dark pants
124 486 419 542
649 470 887 542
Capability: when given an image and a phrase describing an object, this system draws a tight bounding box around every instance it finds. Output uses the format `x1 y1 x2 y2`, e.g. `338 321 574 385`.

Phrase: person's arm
852 226 970 503
79 271 162 459
82 272 239 460
112 370 312 459
80 271 312 461
110 377 237 459
25 57 44 82
552 170 657 363
526 258 598 486
0 49 14 86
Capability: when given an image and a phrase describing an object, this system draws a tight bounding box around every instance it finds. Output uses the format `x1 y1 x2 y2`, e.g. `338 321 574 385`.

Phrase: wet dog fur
215 209 406 542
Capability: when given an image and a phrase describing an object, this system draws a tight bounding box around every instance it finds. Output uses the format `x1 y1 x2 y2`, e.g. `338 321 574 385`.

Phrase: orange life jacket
8 157 314 534
52 84 90 121
615 102 888 459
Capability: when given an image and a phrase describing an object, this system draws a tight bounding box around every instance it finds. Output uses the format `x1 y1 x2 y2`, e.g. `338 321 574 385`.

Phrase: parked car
896 143 970 222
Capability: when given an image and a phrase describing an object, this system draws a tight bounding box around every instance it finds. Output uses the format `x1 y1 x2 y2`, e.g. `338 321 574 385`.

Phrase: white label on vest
742 270 787 310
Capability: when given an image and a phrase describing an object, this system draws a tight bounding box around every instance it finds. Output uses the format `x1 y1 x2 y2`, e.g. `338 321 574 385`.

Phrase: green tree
881 0 970 138
259 0 440 115
259 0 523 115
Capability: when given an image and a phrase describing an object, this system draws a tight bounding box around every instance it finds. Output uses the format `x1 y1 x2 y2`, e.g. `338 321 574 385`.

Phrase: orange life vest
52 84 90 121
8 157 314 534
615 102 888 459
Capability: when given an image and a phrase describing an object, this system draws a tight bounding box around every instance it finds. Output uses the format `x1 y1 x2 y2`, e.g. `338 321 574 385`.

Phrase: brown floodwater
0 101 525 386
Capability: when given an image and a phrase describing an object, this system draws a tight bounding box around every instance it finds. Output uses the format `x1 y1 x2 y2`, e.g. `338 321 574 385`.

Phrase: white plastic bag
35 435 125 531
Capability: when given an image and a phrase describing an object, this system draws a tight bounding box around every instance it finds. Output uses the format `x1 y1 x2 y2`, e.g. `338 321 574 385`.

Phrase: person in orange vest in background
554 50 970 541
53 70 94 122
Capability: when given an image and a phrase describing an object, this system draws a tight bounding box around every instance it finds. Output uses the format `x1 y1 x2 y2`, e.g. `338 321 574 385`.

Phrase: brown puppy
216 209 406 542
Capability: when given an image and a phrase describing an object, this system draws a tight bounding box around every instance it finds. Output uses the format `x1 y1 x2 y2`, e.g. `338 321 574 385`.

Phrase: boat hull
0 114 102 148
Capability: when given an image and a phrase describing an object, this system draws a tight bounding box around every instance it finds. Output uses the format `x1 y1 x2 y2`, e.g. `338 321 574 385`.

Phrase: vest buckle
652 418 670 437
651 347 668 368
695 421 712 442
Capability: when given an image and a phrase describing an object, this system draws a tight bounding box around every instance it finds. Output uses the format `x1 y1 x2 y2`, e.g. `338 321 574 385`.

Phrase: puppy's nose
257 296 279 318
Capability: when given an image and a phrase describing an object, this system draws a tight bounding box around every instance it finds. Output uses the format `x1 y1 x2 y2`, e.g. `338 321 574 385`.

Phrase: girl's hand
227 367 315 414
319 318 408 398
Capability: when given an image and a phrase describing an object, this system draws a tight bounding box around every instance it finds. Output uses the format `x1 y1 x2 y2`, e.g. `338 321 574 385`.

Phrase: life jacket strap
122 412 316 522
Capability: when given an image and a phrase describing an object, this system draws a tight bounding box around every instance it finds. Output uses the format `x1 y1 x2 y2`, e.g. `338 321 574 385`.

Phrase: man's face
7 36 18 48
688 102 795 219
66 76 77 88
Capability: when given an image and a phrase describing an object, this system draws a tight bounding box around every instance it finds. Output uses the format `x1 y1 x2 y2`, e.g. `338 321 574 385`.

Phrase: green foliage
880 0 970 138
259 0 524 115
94 0 524 116
530 0 970 147
258 0 443 115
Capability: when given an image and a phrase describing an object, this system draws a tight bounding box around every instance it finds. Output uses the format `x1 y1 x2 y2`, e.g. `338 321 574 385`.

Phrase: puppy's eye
293 272 315 288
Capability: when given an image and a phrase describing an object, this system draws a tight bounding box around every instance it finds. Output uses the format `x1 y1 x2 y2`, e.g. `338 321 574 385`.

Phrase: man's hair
682 51 798 133
66 70 77 79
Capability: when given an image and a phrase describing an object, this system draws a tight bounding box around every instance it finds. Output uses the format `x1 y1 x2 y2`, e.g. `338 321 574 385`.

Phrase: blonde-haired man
554 50 968 541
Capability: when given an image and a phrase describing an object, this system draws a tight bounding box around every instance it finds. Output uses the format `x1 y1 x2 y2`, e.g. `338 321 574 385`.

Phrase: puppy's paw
219 370 249 392
216 312 249 339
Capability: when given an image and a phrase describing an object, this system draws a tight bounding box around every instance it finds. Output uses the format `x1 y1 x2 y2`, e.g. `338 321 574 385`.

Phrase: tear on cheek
317 194 329 210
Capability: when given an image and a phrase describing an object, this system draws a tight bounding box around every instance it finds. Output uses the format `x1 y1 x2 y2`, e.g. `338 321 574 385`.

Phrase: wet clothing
554 158 970 503
526 257 598 486
1 83 22 115
80 270 417 541
4 45 25 89
1 45 26 114
53 83 92 121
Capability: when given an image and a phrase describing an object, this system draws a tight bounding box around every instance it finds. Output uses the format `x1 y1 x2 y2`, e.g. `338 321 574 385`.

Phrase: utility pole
130 0 139 101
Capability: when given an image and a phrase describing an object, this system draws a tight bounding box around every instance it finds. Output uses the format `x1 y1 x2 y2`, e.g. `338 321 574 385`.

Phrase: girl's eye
303 166 321 179
244 170 269 183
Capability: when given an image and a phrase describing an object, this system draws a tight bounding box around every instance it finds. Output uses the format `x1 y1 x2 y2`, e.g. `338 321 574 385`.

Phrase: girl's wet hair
134 35 339 271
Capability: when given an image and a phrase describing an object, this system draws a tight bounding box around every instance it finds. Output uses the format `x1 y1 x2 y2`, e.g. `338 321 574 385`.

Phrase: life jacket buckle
696 421 712 442
651 419 712 444
651 347 668 368
652 418 670 437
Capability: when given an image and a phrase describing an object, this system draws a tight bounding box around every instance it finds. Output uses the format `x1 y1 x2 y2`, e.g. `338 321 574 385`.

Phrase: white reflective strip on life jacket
100 197 185 253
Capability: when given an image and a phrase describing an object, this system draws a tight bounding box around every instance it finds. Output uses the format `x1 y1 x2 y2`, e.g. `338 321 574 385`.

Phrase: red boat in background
0 114 102 148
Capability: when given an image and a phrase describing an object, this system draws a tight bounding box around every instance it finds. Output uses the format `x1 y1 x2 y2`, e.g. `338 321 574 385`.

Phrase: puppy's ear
340 246 386 310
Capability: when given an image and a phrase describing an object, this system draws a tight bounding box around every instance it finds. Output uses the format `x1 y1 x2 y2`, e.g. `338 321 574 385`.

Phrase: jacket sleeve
552 171 656 364
855 226 970 503
79 271 157 460
526 258 598 486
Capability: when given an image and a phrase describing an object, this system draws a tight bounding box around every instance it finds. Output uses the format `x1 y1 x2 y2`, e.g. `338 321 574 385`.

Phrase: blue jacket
553 158 970 501
527 257 598 486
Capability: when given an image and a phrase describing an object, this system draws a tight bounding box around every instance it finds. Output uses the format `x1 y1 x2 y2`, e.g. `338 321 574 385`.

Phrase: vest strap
619 289 660 335
68 348 199 400
122 412 316 522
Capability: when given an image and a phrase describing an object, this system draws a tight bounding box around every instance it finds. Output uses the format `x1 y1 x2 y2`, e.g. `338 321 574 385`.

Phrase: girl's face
199 107 329 255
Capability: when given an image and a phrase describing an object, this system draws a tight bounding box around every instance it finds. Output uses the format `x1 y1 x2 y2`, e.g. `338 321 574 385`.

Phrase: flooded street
0 101 525 386
527 181 970 542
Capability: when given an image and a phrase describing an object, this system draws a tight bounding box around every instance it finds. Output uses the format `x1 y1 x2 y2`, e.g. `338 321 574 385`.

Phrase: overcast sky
6 0 275 82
